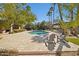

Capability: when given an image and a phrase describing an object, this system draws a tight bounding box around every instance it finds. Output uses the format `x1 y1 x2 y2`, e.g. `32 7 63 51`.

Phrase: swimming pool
29 30 48 35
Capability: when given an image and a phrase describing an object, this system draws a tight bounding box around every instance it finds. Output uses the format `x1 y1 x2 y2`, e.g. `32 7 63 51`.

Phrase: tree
63 4 76 21
57 3 68 34
0 4 17 32
58 3 63 21
58 3 79 36
75 4 79 27
0 3 36 33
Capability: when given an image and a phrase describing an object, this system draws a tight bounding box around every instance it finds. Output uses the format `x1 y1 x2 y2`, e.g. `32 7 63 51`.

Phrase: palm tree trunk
58 3 67 34
48 15 51 24
58 3 63 21
70 10 73 21
77 4 79 22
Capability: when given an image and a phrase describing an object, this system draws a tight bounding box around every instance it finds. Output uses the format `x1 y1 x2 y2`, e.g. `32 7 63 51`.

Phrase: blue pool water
29 30 48 35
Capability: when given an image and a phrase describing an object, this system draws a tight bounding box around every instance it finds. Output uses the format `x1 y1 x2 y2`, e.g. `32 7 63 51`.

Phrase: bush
34 21 51 30
13 29 25 33
24 24 32 30
10 29 25 34
32 25 38 30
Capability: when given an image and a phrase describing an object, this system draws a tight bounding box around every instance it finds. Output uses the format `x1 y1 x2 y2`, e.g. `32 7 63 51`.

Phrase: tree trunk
58 3 63 21
77 4 79 24
70 10 73 21
10 24 13 33
48 16 51 24
19 26 21 30
58 3 67 34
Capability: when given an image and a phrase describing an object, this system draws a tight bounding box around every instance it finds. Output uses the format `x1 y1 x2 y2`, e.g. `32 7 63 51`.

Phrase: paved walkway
0 31 48 52
0 31 79 53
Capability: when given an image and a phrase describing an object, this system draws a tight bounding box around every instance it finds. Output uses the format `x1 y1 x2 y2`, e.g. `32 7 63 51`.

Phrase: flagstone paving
0 31 79 53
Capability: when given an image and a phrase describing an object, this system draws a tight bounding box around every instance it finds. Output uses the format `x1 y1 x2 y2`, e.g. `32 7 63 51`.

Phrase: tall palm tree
63 4 76 22
57 3 68 34
58 3 63 21
75 4 79 27
47 11 51 24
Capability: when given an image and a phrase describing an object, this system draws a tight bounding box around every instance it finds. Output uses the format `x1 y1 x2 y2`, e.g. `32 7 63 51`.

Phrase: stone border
0 50 79 56
18 51 79 56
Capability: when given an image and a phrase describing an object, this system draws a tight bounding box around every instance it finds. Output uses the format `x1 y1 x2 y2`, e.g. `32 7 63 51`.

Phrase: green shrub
14 29 25 33
10 29 25 34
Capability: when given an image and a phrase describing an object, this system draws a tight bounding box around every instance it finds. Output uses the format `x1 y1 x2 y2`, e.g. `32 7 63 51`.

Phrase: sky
27 3 60 23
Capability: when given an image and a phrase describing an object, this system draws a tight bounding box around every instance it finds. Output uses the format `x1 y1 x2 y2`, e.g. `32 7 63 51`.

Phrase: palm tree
47 11 51 24
52 3 55 24
75 4 79 27
58 3 63 21
63 4 76 22
57 3 68 34
47 4 54 30
47 4 54 23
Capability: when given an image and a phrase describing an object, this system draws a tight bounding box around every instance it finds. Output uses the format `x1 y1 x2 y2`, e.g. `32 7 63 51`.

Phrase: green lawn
66 38 79 45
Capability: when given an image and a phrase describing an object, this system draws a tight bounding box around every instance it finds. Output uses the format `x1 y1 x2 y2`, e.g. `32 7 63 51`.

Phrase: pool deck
0 31 79 55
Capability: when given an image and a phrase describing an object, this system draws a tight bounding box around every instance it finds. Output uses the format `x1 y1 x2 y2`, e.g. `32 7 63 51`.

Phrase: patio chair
45 33 56 51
